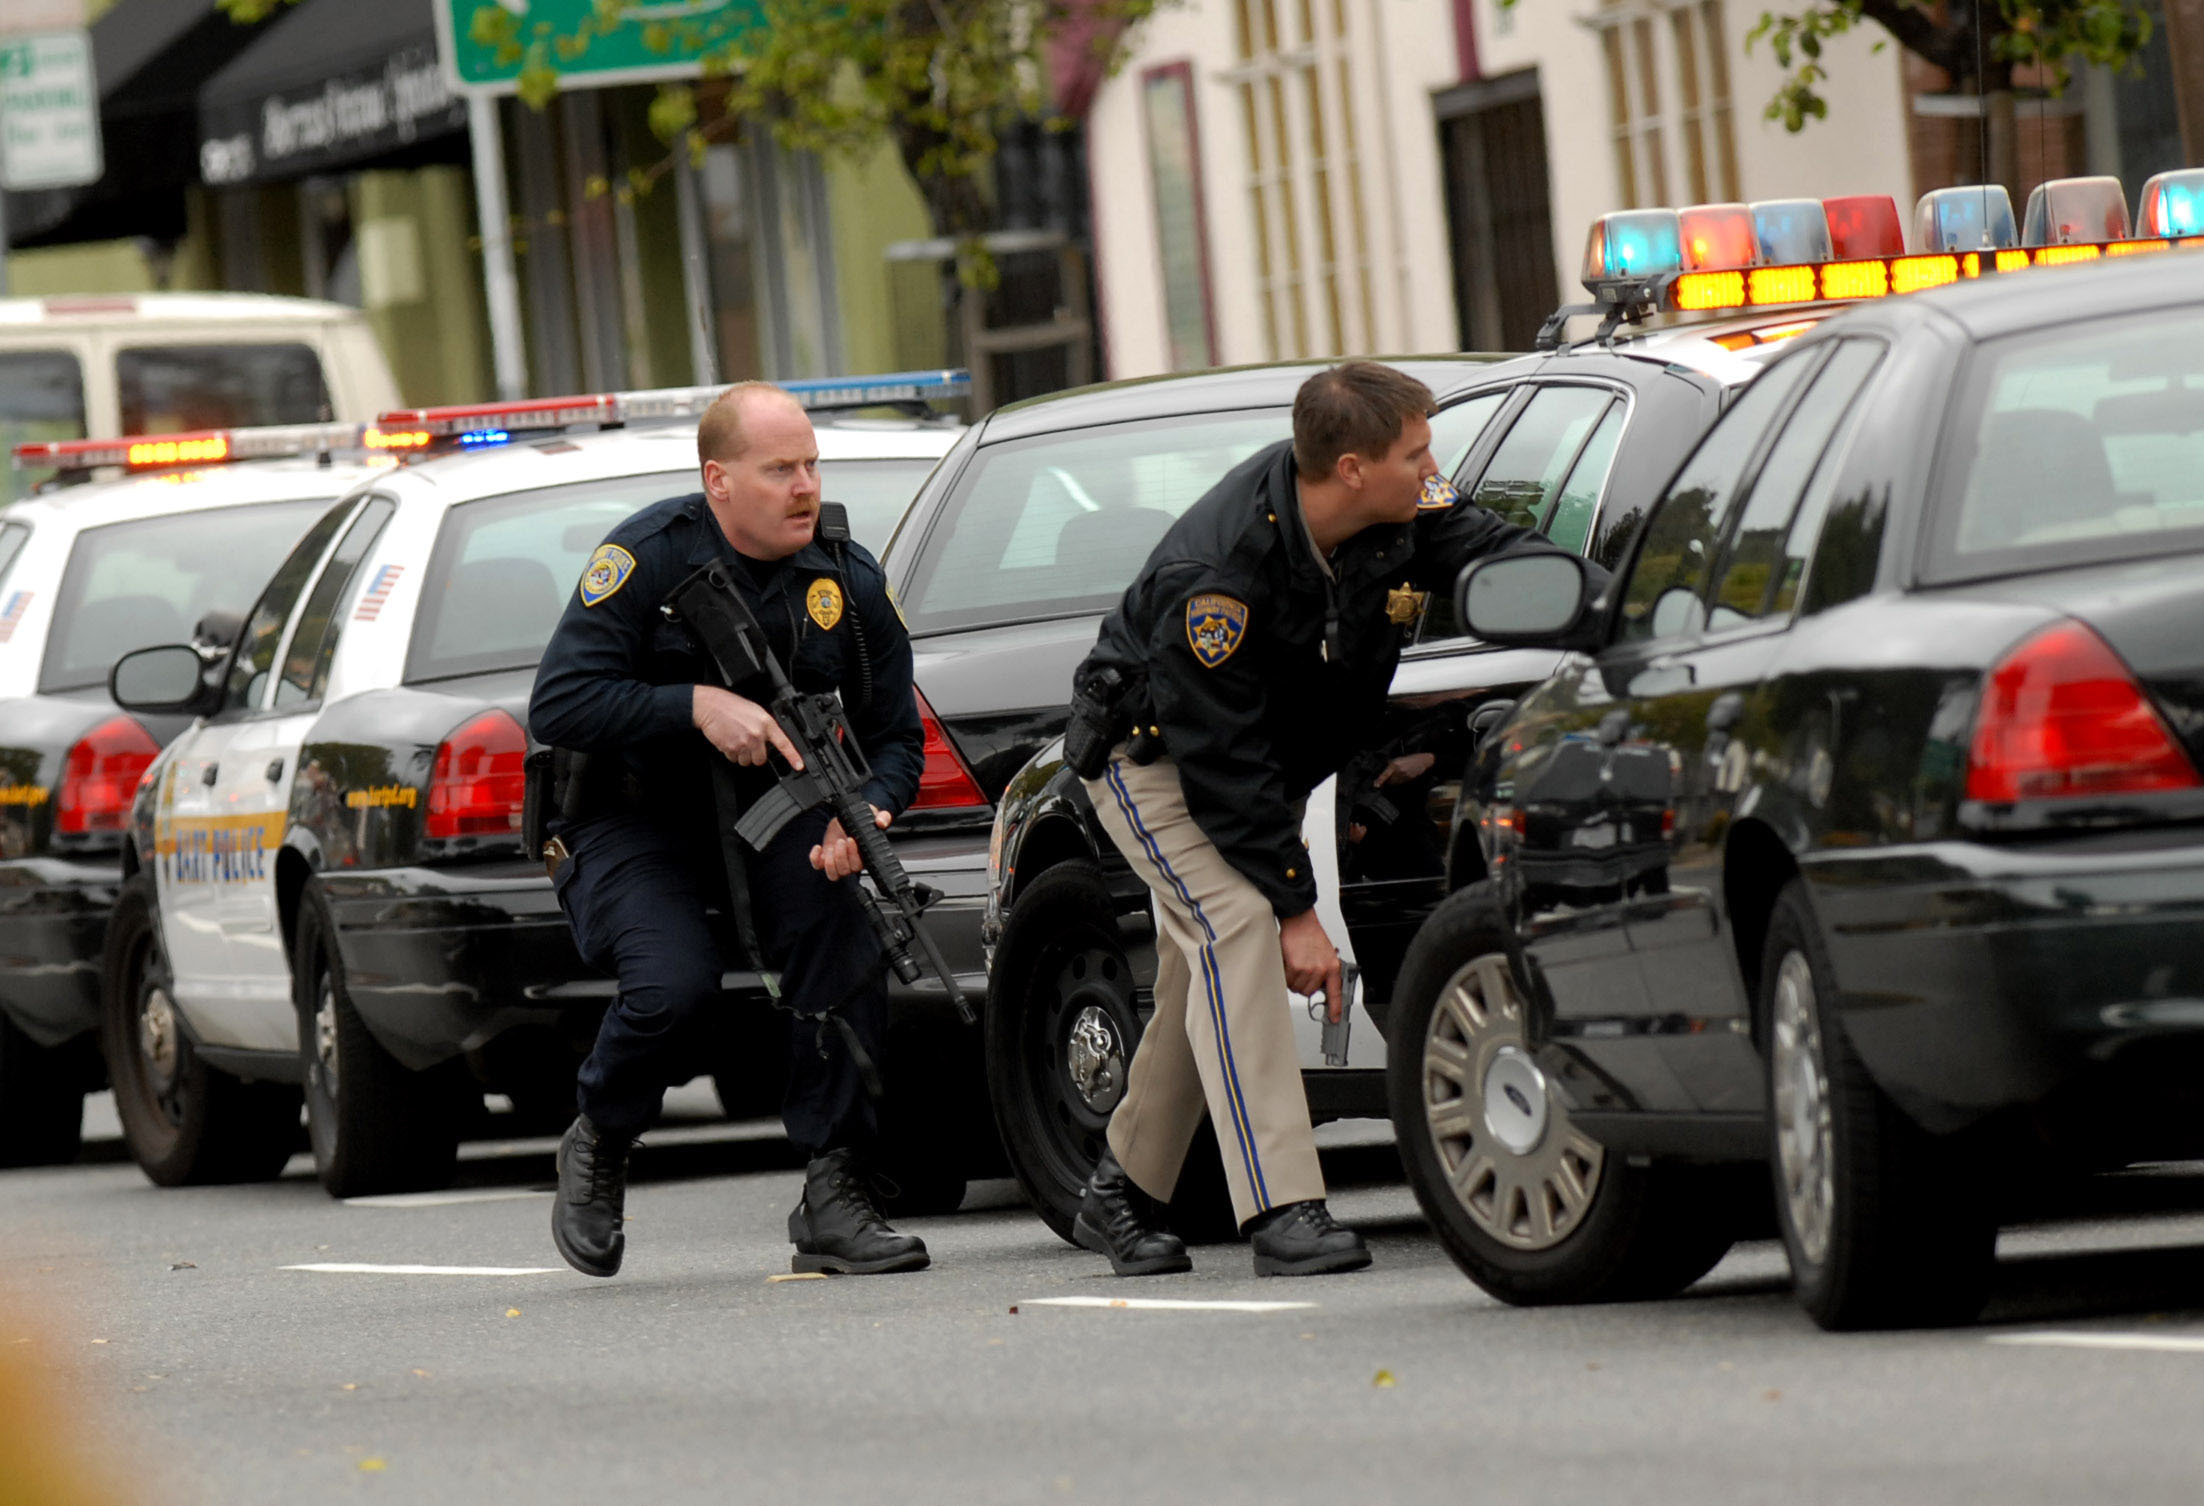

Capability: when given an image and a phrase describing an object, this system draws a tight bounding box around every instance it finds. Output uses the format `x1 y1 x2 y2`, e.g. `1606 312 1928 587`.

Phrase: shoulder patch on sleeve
1417 475 1462 511
579 544 637 607
1185 593 1249 667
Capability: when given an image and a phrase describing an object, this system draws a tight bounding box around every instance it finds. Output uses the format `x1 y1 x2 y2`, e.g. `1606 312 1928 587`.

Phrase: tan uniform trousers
1085 751 1325 1228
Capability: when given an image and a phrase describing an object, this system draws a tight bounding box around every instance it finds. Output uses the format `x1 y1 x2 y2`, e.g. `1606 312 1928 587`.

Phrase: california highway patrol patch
1417 475 1462 511
578 544 635 607
1185 593 1248 668
806 577 844 631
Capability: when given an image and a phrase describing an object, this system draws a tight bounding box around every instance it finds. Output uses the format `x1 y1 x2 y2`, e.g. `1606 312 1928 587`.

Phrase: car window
902 409 1285 633
0 520 28 593
1433 391 1507 478
819 457 941 554
1705 340 1884 627
1931 307 2204 575
116 344 330 434
34 498 331 695
226 500 356 709
407 471 692 684
0 351 86 505
1467 386 1617 531
1616 350 1819 644
276 498 397 709
1544 402 1625 556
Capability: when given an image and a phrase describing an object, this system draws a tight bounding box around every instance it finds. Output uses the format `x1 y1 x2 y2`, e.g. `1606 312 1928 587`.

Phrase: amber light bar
1667 236 2204 314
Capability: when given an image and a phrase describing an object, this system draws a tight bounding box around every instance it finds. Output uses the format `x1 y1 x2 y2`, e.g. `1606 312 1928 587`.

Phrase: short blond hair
696 381 792 467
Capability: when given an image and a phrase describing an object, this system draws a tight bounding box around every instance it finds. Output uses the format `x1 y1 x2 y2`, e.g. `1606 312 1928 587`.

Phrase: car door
1601 339 1888 1109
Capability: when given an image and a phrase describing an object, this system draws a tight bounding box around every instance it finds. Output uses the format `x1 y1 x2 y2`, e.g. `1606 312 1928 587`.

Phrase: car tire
0 1014 86 1168
294 884 460 1199
985 861 1237 1245
1762 879 1994 1330
101 873 299 1186
1389 885 1735 1305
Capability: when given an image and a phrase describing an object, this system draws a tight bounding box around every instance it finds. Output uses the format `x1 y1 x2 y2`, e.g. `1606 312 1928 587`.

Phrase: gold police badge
578 544 636 607
1185 593 1248 668
806 577 844 631
1385 583 1428 625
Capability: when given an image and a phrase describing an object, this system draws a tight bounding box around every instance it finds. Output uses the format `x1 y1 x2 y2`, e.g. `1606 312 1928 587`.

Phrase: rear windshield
820 457 941 552
39 499 331 693
901 410 1287 633
1932 307 2204 577
407 472 692 683
0 350 87 505
116 343 330 433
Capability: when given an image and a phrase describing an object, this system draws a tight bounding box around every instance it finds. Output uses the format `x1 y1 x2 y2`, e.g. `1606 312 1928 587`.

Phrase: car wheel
100 873 298 1186
985 861 1235 1244
1389 886 1736 1304
294 884 460 1198
1763 880 1993 1330
0 1014 86 1168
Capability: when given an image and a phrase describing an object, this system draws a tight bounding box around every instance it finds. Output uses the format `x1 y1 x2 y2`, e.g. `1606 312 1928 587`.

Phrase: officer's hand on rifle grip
693 684 804 769
811 807 894 881
1280 908 1344 1024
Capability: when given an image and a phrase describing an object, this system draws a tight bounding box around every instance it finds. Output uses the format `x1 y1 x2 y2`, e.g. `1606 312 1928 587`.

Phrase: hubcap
1064 1004 1126 1115
139 984 179 1091
314 981 340 1103
1422 953 1604 1251
1769 949 1834 1265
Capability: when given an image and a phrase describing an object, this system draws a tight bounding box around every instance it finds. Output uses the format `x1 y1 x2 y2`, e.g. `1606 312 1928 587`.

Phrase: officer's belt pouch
521 745 554 858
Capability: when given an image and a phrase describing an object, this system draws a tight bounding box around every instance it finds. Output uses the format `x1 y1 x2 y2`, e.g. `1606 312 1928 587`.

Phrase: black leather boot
1073 1149 1191 1276
1248 1199 1371 1276
552 1116 633 1278
788 1147 930 1274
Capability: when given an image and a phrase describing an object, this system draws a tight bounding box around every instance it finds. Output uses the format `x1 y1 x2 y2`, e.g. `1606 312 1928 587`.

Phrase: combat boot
1073 1149 1191 1276
788 1147 930 1274
1248 1199 1371 1277
552 1115 633 1278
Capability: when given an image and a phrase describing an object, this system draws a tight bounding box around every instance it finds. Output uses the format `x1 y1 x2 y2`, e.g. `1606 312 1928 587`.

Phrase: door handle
265 759 285 783
200 763 218 786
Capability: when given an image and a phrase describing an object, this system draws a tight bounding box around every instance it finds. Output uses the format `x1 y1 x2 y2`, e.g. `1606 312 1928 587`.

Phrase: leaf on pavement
1372 1369 1396 1388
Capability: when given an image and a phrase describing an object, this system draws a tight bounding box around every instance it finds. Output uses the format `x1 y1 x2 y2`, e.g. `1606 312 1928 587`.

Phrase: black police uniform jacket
1078 438 1563 919
528 492 924 844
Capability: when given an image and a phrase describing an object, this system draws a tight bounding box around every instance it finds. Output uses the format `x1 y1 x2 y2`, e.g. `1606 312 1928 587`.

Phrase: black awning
195 0 467 188
5 0 278 248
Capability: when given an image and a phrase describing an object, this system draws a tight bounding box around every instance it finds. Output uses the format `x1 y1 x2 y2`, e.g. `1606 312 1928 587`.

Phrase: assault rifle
662 560 973 1025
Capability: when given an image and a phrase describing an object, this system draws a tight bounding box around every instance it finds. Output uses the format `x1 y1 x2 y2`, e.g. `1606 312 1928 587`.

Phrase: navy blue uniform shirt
530 491 924 834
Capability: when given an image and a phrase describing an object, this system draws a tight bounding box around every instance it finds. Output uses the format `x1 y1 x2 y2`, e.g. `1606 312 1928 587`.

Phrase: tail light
1965 622 2200 803
909 689 987 811
425 709 527 839
57 716 161 834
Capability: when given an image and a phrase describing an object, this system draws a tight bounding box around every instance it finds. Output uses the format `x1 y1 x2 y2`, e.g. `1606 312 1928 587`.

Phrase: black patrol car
1403 215 2204 1329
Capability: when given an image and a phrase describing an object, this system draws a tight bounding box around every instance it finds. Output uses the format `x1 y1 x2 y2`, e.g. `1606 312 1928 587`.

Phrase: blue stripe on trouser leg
1102 760 1270 1210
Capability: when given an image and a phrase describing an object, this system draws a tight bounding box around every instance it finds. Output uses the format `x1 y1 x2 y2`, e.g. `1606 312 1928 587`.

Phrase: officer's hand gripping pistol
662 561 973 1025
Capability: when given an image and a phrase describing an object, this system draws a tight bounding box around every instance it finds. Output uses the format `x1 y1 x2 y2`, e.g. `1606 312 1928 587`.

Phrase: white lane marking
282 1263 561 1276
343 1189 553 1209
1990 1331 2204 1354
1013 1296 1315 1313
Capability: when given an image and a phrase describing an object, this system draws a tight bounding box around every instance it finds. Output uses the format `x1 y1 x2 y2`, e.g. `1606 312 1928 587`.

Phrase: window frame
218 497 365 719
273 496 399 712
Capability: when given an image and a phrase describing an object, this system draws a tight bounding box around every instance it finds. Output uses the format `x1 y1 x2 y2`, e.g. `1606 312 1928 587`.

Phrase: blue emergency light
1751 199 1834 265
1579 210 1683 295
2138 168 2204 238
1914 186 2018 252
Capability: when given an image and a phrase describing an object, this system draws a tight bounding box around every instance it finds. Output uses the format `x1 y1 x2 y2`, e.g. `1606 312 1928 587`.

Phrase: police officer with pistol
530 382 931 1279
1060 362 1597 1277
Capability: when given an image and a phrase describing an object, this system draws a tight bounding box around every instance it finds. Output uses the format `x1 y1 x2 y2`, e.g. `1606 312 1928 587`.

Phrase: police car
100 374 964 1195
0 426 396 1167
970 182 2096 1238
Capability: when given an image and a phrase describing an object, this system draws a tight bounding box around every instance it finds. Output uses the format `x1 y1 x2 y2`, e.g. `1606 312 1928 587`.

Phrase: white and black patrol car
0 426 398 1166
100 375 965 1195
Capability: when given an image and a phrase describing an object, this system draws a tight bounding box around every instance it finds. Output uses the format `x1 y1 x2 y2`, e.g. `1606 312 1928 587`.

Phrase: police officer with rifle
530 382 950 1279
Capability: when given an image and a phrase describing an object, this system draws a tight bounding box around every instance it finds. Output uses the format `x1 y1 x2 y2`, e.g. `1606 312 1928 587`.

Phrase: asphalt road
12 1090 2204 1506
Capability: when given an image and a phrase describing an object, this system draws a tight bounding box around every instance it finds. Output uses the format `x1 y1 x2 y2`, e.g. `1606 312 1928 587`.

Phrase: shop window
1595 0 1739 209
1143 63 1219 370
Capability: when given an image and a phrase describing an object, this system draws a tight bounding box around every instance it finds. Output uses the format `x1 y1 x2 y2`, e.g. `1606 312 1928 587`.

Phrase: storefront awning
5 0 277 248
196 0 467 188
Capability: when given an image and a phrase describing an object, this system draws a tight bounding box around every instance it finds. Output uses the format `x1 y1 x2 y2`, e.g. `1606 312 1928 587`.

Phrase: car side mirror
1456 551 1602 650
110 644 220 716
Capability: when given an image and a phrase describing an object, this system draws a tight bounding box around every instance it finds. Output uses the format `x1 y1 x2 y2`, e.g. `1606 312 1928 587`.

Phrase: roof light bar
1677 203 1757 271
1750 198 1834 266
1822 195 1905 259
1663 234 2204 316
378 369 973 441
2137 168 2204 238
2022 175 2131 247
11 421 375 473
1580 210 1684 296
1915 185 2018 252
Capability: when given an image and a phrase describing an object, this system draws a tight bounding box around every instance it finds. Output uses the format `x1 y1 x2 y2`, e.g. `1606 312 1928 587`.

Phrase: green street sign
434 0 764 93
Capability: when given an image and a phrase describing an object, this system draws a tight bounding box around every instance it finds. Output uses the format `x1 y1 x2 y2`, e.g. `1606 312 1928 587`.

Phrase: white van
0 293 402 502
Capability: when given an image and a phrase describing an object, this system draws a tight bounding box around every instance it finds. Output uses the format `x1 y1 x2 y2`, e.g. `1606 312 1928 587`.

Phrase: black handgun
662 560 973 1024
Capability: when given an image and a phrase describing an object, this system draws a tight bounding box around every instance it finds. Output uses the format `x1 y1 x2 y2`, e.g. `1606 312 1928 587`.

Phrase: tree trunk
2162 0 2204 165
